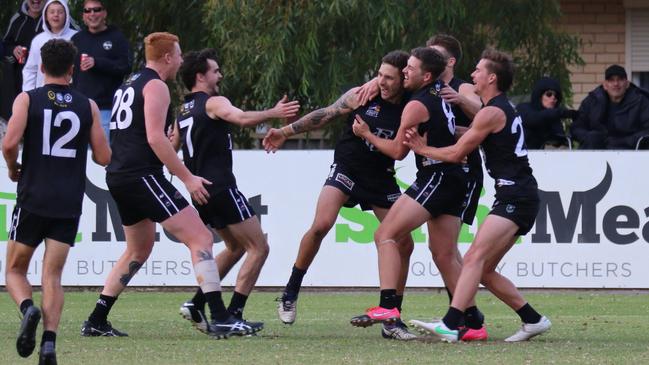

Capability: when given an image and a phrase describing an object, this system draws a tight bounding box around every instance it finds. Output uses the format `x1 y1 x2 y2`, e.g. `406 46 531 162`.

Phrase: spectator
518 77 577 149
1 0 45 120
72 0 132 140
22 0 76 91
571 65 649 150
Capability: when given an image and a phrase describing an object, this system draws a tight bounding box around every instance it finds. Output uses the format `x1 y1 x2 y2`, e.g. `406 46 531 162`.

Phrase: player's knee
309 222 334 240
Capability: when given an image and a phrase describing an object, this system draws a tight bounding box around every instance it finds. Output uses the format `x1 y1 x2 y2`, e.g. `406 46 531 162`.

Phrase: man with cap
571 64 649 149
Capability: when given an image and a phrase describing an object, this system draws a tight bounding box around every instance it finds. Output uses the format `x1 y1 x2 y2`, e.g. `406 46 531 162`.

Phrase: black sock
442 306 464 330
284 265 307 300
88 294 117 325
41 331 56 346
516 303 542 324
379 289 398 309
191 288 206 312
445 286 453 303
228 291 248 319
204 291 229 322
395 295 404 313
464 306 485 329
20 299 34 315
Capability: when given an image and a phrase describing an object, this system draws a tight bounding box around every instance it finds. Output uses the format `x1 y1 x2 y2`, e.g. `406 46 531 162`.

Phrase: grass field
2 290 649 364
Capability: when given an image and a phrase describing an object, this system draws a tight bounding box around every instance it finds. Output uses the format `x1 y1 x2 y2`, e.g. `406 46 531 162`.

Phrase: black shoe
38 342 57 365
209 315 264 339
16 305 41 357
179 301 208 334
80 320 128 337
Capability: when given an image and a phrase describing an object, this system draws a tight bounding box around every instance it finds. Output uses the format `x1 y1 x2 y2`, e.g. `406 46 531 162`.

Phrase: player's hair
481 48 515 92
381 50 409 79
426 34 462 63
144 32 179 62
410 47 447 80
180 48 220 90
41 39 77 77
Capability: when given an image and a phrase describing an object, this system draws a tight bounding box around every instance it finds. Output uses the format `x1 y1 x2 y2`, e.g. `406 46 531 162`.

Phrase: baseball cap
605 65 627 80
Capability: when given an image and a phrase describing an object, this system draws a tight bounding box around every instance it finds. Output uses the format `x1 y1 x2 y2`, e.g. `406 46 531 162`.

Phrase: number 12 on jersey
42 109 80 158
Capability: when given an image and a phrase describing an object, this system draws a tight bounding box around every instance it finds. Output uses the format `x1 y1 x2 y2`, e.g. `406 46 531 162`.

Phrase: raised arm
207 94 299 127
263 88 360 152
404 106 504 163
439 83 481 120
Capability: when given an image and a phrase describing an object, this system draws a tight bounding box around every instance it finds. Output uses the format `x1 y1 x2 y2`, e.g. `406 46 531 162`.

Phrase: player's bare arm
262 88 360 152
88 99 111 166
143 79 211 204
2 92 29 181
352 99 428 161
404 105 505 163
439 83 481 119
208 94 300 127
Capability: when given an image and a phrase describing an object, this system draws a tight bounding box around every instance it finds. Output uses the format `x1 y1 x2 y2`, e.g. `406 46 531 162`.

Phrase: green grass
2 290 649 364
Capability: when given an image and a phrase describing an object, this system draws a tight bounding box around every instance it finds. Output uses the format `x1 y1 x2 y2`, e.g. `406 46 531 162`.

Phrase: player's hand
80 56 95 71
7 163 21 182
262 128 287 153
439 85 462 105
271 95 300 119
355 78 379 106
166 124 175 142
403 127 427 154
185 175 211 205
352 115 371 138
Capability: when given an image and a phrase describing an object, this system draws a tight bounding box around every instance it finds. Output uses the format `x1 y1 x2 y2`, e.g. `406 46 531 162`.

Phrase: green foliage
203 0 582 145
2 0 583 146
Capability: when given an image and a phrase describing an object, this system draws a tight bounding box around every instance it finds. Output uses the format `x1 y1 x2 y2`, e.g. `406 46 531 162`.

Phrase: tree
202 0 582 146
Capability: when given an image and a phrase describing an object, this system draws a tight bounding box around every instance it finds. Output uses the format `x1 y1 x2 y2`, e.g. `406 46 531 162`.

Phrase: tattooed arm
263 87 361 152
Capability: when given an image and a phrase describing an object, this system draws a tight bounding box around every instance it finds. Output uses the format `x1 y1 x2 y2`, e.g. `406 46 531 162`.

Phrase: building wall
558 0 626 107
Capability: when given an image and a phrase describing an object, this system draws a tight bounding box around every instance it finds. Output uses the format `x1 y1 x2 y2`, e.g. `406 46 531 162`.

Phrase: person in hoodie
1 0 46 120
518 77 577 149
571 65 649 150
21 0 77 91
72 0 132 141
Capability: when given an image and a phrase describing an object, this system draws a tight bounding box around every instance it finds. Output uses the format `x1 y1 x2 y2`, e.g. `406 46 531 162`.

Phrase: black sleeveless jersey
410 80 461 177
106 68 174 185
177 92 236 192
333 95 406 178
18 84 92 218
482 93 537 200
449 77 483 181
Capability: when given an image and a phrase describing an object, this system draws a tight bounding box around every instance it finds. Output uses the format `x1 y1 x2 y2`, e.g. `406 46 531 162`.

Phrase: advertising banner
1 150 647 288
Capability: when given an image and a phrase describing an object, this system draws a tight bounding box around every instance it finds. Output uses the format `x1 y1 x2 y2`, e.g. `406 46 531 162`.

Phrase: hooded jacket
571 83 649 149
2 0 43 59
517 77 568 149
21 0 77 91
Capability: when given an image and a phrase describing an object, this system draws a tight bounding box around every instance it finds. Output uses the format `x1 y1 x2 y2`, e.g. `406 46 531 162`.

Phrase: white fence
1 150 648 288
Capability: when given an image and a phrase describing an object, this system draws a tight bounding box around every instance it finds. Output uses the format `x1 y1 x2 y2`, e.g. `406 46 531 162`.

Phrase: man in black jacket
72 0 132 141
1 0 45 120
571 65 649 150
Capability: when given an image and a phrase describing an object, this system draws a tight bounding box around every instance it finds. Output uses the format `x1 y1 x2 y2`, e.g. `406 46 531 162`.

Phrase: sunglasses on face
83 7 104 14
544 90 557 98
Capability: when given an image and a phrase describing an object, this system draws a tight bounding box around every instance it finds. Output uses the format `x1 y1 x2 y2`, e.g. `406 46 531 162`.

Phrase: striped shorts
108 174 190 226
194 186 256 230
404 169 468 219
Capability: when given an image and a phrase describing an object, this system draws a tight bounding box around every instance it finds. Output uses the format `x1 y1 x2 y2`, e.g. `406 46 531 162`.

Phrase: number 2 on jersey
511 116 528 157
110 87 135 130
42 109 80 158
